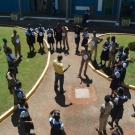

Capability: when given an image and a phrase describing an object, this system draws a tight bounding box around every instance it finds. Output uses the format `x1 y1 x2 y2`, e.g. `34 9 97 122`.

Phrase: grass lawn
0 26 48 115
89 34 135 86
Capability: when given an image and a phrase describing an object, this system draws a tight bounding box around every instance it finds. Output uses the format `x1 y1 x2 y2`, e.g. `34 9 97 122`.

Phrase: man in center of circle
53 55 70 94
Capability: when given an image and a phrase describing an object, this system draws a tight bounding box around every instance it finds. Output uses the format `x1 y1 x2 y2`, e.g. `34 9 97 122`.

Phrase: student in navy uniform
82 10 89 27
110 64 122 98
120 55 128 83
14 81 26 105
49 110 66 135
54 23 63 49
35 24 45 50
108 87 128 128
112 46 124 71
6 48 20 78
46 25 55 50
99 36 110 66
81 28 89 47
73 25 83 54
123 47 130 62
25 24 35 52
18 98 34 135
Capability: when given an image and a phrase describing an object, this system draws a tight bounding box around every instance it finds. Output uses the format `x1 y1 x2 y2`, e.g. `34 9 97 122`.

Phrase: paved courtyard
0 19 135 135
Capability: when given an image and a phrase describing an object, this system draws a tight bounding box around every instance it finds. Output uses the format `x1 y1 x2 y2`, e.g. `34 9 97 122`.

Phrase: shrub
128 42 135 50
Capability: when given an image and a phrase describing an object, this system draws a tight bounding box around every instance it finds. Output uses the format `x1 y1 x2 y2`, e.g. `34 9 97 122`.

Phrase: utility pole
116 0 122 25
18 0 24 20
65 0 69 23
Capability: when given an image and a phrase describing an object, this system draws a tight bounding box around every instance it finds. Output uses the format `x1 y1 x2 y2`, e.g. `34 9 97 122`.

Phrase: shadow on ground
54 89 72 107
79 74 93 87
27 51 36 58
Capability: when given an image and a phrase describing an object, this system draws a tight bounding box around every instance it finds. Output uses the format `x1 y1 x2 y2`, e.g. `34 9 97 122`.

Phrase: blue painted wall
0 0 135 17
72 0 119 16
0 0 19 12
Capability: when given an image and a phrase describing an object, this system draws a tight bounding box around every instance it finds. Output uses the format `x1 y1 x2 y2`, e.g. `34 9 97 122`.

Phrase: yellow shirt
53 60 64 74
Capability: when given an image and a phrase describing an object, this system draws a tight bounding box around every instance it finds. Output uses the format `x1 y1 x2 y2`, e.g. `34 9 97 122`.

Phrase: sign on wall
97 0 103 11
55 0 58 9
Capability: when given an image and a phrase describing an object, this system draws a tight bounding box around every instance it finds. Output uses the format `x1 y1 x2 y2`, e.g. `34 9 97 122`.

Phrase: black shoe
131 113 135 117
54 85 59 90
94 59 96 62
103 130 107 135
60 90 66 94
108 121 113 128
132 104 135 110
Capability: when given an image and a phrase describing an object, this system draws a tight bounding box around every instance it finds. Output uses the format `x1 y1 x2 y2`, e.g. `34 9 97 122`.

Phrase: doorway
105 0 114 15
60 0 66 14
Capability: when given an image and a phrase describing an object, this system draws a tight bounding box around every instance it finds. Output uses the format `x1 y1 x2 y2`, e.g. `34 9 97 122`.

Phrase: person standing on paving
90 31 103 62
109 64 122 98
81 27 89 47
54 23 63 50
49 110 66 135
62 24 69 50
53 55 70 94
73 25 83 54
11 30 22 57
18 98 34 135
95 95 113 135
108 87 128 128
78 44 91 78
107 36 119 70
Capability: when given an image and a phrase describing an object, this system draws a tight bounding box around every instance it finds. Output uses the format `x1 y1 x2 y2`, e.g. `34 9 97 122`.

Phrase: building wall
0 0 19 12
72 0 119 16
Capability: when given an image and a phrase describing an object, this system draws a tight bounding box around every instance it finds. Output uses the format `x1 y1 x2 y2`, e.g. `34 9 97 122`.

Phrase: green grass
0 26 47 115
89 34 135 86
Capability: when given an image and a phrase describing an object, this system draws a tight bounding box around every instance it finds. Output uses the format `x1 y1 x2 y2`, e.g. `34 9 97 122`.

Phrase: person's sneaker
131 113 135 117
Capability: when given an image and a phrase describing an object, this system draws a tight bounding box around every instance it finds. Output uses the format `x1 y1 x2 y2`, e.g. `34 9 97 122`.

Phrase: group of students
2 28 36 135
1 23 134 135
25 23 69 52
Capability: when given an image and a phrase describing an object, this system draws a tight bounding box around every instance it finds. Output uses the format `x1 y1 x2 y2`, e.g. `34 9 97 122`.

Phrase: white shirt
122 61 127 68
114 96 127 105
19 106 29 118
114 70 120 78
49 117 64 130
84 33 89 38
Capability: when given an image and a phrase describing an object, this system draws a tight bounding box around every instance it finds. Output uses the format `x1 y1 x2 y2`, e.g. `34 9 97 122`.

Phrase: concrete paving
0 19 135 135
